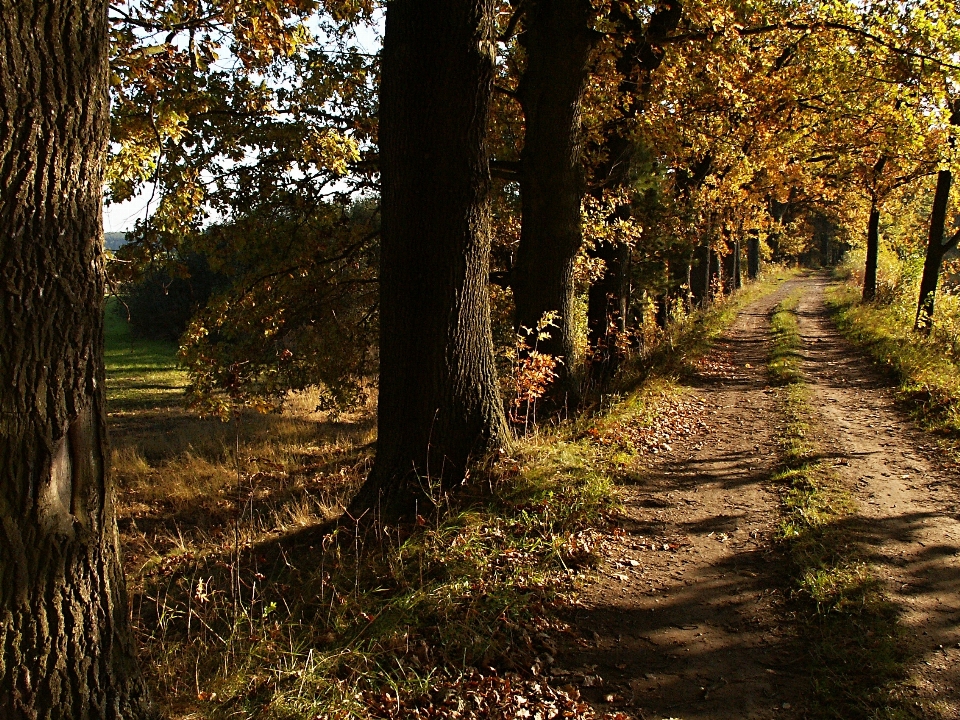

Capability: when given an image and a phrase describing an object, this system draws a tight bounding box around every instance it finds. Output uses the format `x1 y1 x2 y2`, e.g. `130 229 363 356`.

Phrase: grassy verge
108 274 788 720
826 283 960 437
768 293 916 719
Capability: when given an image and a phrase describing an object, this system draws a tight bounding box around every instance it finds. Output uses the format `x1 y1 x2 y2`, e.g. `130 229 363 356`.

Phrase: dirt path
555 278 807 719
552 274 960 719
795 276 960 718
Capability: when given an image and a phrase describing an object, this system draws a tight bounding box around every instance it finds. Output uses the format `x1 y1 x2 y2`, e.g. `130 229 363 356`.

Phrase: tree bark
690 244 710 307
863 201 881 302
732 240 741 289
915 169 955 332
0 2 153 717
348 0 509 519
511 0 598 383
747 232 760 279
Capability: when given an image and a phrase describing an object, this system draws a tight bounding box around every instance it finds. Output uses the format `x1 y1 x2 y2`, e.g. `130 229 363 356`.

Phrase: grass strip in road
768 293 917 720
826 283 960 437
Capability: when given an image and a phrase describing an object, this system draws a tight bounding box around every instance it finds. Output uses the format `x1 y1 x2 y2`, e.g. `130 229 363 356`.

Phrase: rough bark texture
0 2 153 718
863 202 881 302
348 0 509 519
915 170 955 332
747 233 760 280
511 0 597 373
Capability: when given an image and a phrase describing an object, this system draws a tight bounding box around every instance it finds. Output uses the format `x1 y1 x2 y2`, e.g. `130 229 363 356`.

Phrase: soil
550 274 960 719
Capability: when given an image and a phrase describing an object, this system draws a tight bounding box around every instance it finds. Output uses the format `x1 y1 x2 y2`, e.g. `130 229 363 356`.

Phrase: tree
916 101 960 332
0 1 152 717
347 0 510 519
509 0 599 387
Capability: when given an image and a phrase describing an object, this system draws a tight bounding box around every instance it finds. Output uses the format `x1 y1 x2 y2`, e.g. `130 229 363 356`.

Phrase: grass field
827 270 960 439
104 299 190 413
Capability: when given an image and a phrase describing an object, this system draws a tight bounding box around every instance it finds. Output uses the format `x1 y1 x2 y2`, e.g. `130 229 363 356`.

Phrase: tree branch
662 20 960 72
499 1 526 43
491 159 521 181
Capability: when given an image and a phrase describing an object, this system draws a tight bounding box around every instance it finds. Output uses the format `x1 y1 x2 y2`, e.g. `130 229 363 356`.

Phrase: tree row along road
552 274 960 720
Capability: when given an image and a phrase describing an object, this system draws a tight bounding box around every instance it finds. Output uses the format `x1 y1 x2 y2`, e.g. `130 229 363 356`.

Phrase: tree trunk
0 2 153 717
747 233 760 279
586 238 629 383
709 247 722 300
863 201 881 302
732 240 742 289
511 0 597 379
915 169 953 332
348 0 509 519
690 244 710 307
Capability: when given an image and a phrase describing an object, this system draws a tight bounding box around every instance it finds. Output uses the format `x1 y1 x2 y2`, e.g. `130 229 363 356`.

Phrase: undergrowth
768 293 918 720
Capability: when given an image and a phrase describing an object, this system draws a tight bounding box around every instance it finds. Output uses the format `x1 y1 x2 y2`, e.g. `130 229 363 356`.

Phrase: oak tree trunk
915 169 954 332
348 0 509 519
747 232 760 280
0 2 153 717
863 201 881 302
512 0 597 380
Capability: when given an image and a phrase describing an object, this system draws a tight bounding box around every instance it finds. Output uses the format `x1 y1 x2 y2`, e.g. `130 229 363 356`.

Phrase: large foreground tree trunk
511 0 598 383
348 0 509 519
0 2 153 717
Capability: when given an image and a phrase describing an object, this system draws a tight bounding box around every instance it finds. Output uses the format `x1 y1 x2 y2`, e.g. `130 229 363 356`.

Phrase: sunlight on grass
828 282 960 437
105 299 190 412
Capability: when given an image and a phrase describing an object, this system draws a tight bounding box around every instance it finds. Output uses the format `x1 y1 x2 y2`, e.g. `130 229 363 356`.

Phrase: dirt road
796 276 960 718
553 275 960 719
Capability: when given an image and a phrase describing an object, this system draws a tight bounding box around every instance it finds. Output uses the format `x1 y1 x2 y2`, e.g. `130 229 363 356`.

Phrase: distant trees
0 0 151 716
